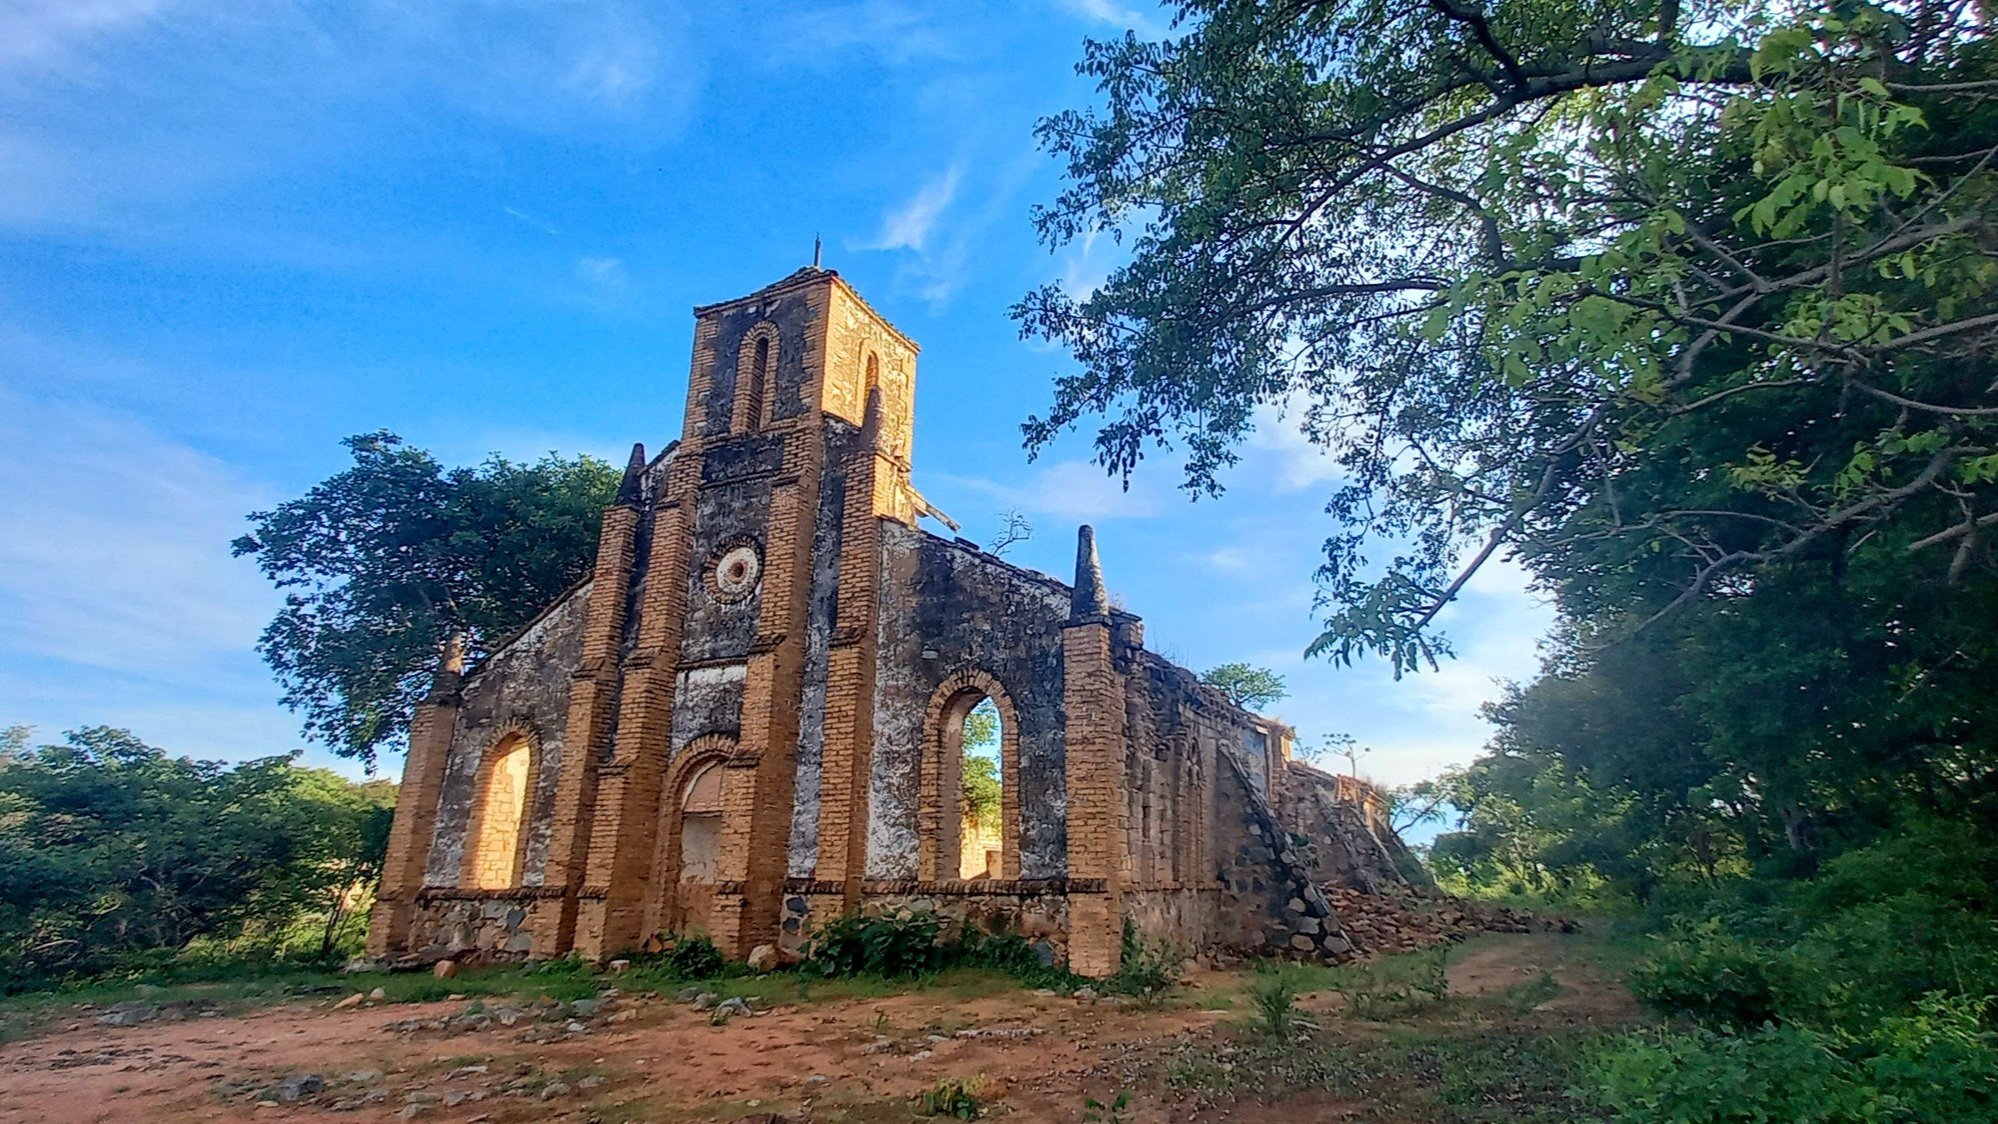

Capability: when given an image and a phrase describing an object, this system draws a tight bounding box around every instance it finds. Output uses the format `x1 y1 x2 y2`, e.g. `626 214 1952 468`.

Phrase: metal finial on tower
615 442 647 506
812 234 823 269
1070 524 1111 623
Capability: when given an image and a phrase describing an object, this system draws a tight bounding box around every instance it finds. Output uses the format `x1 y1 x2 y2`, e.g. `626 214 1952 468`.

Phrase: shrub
652 935 725 981
1627 922 1791 1029
916 1075 985 1118
1247 963 1305 1038
1594 994 1998 1124
1102 920 1180 1000
802 910 947 979
956 927 1069 987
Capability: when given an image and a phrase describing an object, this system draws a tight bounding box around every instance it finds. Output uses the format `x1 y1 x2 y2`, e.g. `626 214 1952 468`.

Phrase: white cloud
866 165 962 254
0 384 279 675
936 459 1165 522
0 1 702 229
0 0 169 79
1052 0 1167 37
1247 390 1344 490
765 1 959 69
575 255 628 288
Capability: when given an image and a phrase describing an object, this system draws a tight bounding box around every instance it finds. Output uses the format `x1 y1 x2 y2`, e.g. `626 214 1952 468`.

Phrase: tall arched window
920 671 1020 881
957 697 1003 879
462 733 533 889
734 326 776 434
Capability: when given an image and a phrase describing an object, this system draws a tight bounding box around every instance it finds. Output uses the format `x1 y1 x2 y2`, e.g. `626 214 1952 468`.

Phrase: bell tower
536 265 923 962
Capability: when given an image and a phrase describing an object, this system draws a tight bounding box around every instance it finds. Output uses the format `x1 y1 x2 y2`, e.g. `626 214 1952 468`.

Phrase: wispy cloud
864 165 962 253
504 205 560 235
1051 0 1168 37
0 0 170 80
1247 390 1344 490
859 146 1041 307
764 1 960 69
0 1 702 230
0 384 278 676
575 255 628 288
936 459 1165 522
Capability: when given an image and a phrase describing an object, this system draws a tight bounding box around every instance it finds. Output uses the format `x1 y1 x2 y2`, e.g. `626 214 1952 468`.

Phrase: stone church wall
866 523 1074 881
423 581 592 890
1118 654 1353 959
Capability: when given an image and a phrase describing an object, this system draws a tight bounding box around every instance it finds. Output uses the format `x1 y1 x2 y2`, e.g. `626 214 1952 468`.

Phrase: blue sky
0 0 1553 791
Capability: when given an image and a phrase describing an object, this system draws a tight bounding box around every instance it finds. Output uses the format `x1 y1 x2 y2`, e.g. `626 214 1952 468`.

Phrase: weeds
1326 946 1451 1019
1102 920 1180 1001
1247 963 1307 1038
916 1075 986 1118
1081 1090 1131 1122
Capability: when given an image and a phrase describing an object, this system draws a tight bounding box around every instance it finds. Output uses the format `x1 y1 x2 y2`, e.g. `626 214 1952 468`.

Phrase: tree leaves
234 432 618 765
1020 0 1998 671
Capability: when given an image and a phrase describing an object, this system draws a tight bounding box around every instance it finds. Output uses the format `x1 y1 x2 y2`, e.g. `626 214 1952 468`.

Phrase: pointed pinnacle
615 442 647 506
1070 524 1110 623
860 385 886 447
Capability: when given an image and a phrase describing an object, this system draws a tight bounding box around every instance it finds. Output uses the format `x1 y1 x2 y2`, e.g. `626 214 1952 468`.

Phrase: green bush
1326 946 1451 1019
1101 920 1180 1000
1247 962 1305 1038
955 927 1067 987
1595 993 1998 1123
1627 922 1791 1029
916 1075 985 1118
802 910 948 979
641 935 725 981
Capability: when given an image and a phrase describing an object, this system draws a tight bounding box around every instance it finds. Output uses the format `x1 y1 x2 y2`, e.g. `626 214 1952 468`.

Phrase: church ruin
368 266 1409 976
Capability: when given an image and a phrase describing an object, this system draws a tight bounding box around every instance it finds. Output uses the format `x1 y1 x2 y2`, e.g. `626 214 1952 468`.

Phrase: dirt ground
0 932 1641 1123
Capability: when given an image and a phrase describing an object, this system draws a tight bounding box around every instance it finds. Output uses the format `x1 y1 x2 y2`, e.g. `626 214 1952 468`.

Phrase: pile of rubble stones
1324 886 1571 955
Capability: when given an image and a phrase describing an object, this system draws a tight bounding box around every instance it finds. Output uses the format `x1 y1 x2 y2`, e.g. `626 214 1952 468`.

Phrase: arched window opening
864 351 880 402
462 734 532 889
921 671 1019 882
958 697 1003 879
734 329 774 434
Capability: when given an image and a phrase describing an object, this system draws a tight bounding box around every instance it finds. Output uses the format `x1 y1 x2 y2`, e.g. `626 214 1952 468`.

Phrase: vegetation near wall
0 725 395 994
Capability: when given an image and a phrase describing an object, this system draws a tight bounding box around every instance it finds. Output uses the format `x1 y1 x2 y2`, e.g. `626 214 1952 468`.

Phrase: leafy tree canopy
1020 0 1998 675
234 432 618 765
0 726 394 989
1201 662 1290 710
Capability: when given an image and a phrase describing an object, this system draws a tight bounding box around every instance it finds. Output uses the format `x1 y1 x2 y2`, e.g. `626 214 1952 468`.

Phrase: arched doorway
674 761 724 934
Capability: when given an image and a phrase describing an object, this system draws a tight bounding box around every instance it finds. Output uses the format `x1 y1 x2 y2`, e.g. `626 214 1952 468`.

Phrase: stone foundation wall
779 880 1078 968
408 891 562 958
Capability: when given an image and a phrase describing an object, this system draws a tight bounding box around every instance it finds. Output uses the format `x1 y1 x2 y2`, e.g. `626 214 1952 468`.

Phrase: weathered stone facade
368 267 1398 975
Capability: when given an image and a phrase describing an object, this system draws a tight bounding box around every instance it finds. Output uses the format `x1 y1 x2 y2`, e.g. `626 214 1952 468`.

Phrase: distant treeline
0 726 395 993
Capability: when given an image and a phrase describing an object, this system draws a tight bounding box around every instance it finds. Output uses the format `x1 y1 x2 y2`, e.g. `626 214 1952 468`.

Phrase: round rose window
713 543 762 601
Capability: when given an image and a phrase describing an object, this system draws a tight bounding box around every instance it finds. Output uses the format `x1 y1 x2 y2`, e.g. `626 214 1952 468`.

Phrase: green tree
961 698 1003 829
1020 0 1998 676
0 728 396 989
1200 662 1289 710
234 432 619 765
